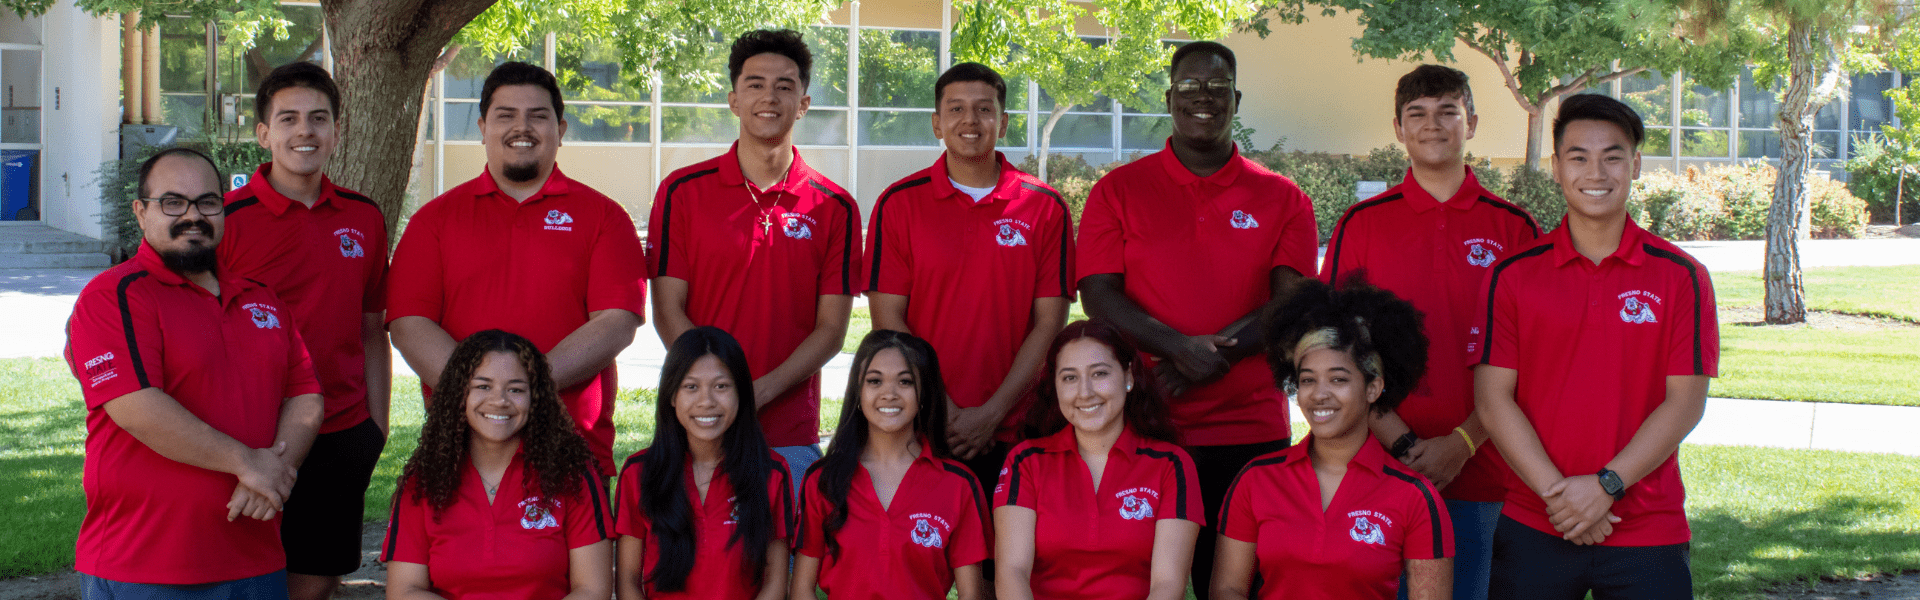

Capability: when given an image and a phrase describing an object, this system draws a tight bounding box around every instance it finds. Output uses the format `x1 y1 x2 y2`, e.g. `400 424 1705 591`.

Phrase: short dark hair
728 29 812 90
480 61 565 119
254 62 341 124
1553 93 1645 151
137 147 224 199
1395 64 1473 120
934 62 1007 108
1169 41 1236 79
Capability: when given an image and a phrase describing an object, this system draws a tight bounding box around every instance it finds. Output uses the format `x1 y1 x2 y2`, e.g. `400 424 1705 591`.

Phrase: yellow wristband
1454 427 1478 455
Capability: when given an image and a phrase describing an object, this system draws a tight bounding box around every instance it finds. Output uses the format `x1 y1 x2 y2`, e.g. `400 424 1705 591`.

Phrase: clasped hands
227 441 297 522
1542 474 1622 545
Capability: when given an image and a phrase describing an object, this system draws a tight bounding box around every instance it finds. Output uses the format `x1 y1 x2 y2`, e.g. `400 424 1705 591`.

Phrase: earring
1126 383 1133 392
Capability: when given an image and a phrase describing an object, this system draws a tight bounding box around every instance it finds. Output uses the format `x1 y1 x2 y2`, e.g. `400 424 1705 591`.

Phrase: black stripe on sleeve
1216 455 1286 529
1133 447 1191 520
1324 193 1402 285
1475 196 1541 237
223 196 260 216
867 177 932 292
1021 182 1074 297
585 469 610 539
1479 244 1553 365
807 179 860 295
1381 465 1445 559
1002 446 1047 507
335 189 379 209
382 482 406 560
114 271 152 389
1642 244 1708 374
654 168 720 278
942 460 993 534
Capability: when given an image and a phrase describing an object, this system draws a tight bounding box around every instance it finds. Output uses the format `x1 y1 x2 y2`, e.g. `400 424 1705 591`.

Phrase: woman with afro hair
1210 278 1454 600
382 329 613 600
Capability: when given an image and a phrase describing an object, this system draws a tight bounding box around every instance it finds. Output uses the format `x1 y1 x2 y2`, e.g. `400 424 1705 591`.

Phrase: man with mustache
64 147 324 599
647 29 862 481
219 62 391 600
388 61 647 477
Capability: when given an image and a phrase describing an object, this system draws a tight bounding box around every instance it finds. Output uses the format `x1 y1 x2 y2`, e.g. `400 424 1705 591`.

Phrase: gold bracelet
1454 427 1478 455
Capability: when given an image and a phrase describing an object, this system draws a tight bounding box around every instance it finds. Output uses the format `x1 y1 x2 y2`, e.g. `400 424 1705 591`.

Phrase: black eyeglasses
140 195 225 217
1172 78 1235 98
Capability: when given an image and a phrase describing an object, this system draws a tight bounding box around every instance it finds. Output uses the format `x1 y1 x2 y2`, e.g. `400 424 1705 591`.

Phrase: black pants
1187 439 1291 600
1488 515 1692 600
282 418 386 576
959 441 1012 582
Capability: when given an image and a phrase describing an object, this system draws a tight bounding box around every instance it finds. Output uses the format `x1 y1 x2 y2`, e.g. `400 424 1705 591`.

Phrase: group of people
62 23 1716 600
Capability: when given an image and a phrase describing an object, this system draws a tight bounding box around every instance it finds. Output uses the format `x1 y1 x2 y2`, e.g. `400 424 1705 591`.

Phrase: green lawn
1712 265 1920 323
1708 266 1920 407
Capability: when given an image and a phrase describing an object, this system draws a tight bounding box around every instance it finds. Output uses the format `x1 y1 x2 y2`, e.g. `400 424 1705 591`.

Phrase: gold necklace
746 182 776 238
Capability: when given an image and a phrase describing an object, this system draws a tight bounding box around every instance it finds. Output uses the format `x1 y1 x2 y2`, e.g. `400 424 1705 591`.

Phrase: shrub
1629 163 1869 241
1015 153 1120 225
1502 165 1564 233
97 137 272 259
1810 175 1870 238
1843 133 1920 223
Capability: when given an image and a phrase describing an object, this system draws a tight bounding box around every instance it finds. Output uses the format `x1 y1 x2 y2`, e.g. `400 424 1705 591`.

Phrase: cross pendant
760 215 774 237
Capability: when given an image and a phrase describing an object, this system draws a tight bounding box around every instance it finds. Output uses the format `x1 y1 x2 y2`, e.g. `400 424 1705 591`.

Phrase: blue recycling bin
1 149 34 221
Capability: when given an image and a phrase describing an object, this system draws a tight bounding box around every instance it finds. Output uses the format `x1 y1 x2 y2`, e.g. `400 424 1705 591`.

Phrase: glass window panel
1619 71 1671 127
2 49 39 143
1813 131 1840 158
999 113 1029 148
1737 129 1778 158
160 94 210 139
1122 71 1175 114
858 29 939 109
218 5 326 96
555 35 647 103
1122 115 1171 149
1681 129 1729 157
1816 99 1840 130
565 104 649 142
1044 113 1113 149
661 106 737 144
160 17 209 94
1739 68 1779 128
442 102 483 141
1680 83 1728 127
1641 126 1673 157
795 108 847 146
806 26 849 107
445 41 547 100
859 109 935 146
1851 72 1894 132
1040 87 1112 113
1005 77 1032 113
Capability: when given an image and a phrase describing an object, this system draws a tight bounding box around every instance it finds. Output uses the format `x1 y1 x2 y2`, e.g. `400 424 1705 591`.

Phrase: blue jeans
773 444 823 503
82 570 288 600
1400 500 1501 600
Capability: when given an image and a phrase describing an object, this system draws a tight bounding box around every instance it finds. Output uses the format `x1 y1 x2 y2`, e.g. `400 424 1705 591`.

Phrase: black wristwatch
1390 432 1419 459
1595 468 1626 501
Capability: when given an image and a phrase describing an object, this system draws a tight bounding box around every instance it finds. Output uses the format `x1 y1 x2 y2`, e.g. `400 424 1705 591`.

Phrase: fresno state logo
543 210 575 231
338 233 365 258
519 497 559 530
245 304 282 329
1618 291 1662 324
722 496 741 526
1349 516 1386 545
1463 238 1504 267
1116 487 1158 520
994 219 1029 247
1230 210 1260 229
910 518 944 548
781 213 816 240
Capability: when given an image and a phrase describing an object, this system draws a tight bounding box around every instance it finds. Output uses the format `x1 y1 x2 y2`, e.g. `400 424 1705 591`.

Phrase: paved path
6 238 1918 456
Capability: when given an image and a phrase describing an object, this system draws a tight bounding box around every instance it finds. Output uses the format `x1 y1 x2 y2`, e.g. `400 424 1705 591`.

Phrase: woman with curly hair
1210 279 1453 600
994 319 1203 600
615 326 791 600
382 329 613 600
791 330 992 600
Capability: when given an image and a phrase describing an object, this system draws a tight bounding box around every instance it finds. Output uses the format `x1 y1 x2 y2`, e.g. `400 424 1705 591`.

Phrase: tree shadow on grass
0 399 86 577
1691 495 1920 599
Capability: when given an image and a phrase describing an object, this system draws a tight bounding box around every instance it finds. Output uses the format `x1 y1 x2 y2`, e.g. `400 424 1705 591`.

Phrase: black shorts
1488 514 1692 600
281 418 386 577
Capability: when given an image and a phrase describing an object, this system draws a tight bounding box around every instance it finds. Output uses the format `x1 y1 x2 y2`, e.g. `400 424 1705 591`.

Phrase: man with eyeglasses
1076 41 1319 599
64 147 324 599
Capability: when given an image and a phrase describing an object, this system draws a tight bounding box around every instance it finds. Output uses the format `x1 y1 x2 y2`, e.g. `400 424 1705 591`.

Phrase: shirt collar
1154 139 1246 188
931 152 1018 204
472 164 577 204
1548 216 1650 268
718 141 811 196
1035 424 1145 455
243 163 340 216
1397 165 1488 213
1282 433 1392 475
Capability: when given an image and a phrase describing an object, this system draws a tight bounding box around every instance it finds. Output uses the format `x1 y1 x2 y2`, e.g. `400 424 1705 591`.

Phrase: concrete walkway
6 238 1918 456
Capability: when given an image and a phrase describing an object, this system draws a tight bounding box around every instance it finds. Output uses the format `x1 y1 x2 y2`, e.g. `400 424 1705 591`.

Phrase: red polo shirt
380 452 612 600
866 154 1073 440
386 166 646 474
614 449 794 600
1076 142 1318 445
1475 218 1718 547
1219 435 1453 600
994 426 1204 600
647 144 863 446
64 242 322 584
222 163 388 434
795 437 992 599
1319 167 1538 502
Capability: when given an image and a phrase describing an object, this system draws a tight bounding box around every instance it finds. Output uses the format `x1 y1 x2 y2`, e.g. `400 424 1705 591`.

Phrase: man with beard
647 29 861 481
64 147 324 599
1075 41 1319 599
219 62 390 600
387 61 646 477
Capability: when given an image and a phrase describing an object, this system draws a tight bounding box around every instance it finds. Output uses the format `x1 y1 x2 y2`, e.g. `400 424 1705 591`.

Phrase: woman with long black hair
790 330 992 600
615 326 792 600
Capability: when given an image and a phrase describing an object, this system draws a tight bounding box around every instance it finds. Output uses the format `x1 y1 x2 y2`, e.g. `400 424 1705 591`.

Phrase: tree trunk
402 44 464 245
1038 103 1072 182
322 0 496 238
1765 18 1842 325
1523 105 1546 170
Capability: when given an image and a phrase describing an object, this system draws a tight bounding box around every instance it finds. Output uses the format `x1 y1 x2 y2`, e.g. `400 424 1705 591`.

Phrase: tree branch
1461 34 1536 113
